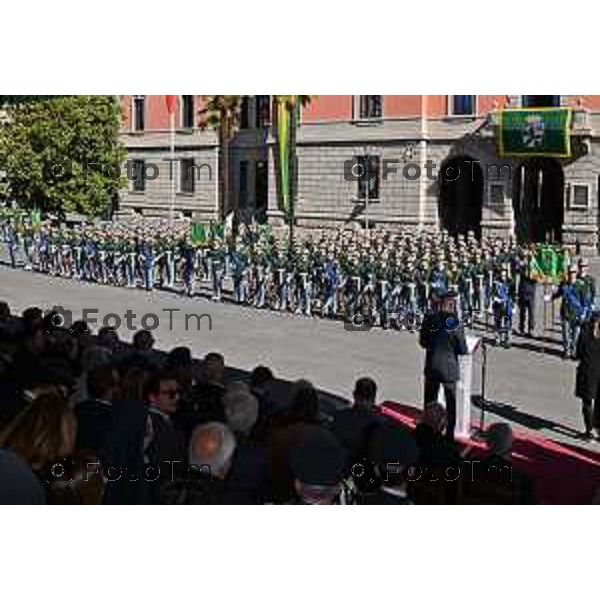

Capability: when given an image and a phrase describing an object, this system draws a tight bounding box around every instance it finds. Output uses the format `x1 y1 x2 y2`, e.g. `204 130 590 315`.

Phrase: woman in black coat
575 314 600 439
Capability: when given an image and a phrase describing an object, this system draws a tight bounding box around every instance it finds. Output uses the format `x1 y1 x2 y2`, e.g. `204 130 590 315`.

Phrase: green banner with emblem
529 244 568 284
498 108 572 158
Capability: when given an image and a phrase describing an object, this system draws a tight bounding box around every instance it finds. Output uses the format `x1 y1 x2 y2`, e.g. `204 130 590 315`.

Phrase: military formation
1 214 596 358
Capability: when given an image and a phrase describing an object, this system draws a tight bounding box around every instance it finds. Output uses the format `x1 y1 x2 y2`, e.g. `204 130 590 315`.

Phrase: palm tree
200 95 313 231
199 95 243 220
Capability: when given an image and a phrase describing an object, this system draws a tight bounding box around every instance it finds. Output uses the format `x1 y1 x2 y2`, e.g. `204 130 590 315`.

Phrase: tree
198 95 243 220
0 95 126 219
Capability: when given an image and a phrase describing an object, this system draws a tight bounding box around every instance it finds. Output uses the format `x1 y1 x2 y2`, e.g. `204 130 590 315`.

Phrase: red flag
165 95 178 114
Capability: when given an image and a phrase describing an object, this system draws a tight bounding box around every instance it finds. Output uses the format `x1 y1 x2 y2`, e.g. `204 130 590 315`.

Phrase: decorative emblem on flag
498 108 571 158
522 115 545 148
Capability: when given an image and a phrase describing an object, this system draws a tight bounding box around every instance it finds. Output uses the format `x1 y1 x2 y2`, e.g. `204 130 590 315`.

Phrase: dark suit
419 312 468 440
575 321 600 432
331 406 384 458
174 381 226 445
226 437 269 504
147 410 186 491
75 399 113 460
517 275 537 335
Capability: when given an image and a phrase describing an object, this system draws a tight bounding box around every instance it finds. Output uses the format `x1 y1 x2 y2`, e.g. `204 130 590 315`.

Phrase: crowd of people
1 215 596 356
1 216 599 503
0 298 541 504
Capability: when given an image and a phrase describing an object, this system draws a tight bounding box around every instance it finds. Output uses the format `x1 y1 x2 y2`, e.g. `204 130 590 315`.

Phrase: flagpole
169 109 176 226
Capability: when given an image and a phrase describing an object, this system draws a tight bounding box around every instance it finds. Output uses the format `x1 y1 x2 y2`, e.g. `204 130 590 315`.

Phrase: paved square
0 263 590 448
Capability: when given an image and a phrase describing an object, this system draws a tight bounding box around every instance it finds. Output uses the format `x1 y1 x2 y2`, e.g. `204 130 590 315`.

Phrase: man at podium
418 291 468 442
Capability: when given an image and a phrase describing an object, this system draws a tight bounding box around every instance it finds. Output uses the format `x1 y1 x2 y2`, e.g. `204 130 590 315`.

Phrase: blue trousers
323 288 338 317
184 267 195 295
255 280 266 308
142 262 154 290
212 269 224 300
562 319 580 358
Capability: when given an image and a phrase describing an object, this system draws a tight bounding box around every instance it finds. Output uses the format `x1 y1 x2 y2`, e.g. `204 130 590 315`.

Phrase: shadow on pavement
472 395 584 441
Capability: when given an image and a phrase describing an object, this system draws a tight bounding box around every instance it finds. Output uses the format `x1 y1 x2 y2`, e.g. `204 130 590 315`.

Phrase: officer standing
5 219 18 269
209 240 225 302
577 258 596 322
550 266 585 360
181 236 196 297
322 252 340 318
140 236 155 291
517 257 537 337
491 266 514 348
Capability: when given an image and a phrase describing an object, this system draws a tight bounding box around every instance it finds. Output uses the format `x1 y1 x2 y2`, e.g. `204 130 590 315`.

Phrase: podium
437 334 481 439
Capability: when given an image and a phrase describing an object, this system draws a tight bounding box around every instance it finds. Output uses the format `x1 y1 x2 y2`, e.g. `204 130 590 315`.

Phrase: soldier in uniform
375 252 392 329
72 228 84 280
232 242 249 305
4 219 18 269
97 231 110 284
322 250 340 319
253 247 268 309
22 219 34 271
577 258 596 322
491 266 514 348
550 266 585 359
125 233 138 288
209 240 225 302
181 235 197 297
457 257 474 327
428 257 449 310
140 236 155 291
517 253 537 338
342 252 360 321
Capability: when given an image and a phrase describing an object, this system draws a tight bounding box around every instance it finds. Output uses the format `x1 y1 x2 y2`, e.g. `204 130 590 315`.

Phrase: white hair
223 383 259 434
189 422 236 478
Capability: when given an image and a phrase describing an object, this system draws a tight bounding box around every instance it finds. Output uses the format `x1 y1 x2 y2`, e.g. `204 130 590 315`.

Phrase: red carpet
380 401 600 504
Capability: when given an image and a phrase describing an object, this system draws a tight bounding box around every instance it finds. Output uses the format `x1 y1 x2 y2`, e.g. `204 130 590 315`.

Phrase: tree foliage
0 95 126 218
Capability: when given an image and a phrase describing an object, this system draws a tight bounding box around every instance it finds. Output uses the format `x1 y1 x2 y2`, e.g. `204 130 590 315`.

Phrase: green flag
210 222 225 240
278 99 291 214
190 222 206 245
530 245 567 283
499 108 572 158
31 209 41 231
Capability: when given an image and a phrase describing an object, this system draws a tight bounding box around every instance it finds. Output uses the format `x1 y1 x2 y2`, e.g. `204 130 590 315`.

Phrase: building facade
119 95 600 253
